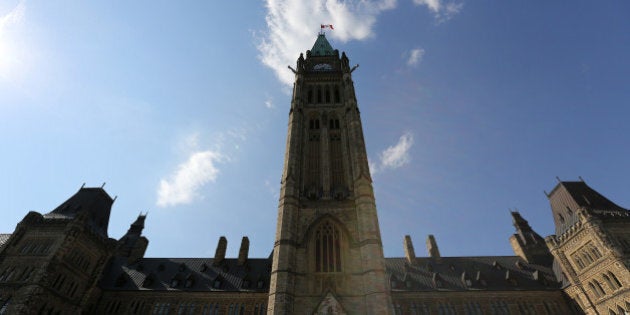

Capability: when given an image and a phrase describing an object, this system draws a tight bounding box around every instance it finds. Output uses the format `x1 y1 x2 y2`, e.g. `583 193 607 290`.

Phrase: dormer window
558 213 565 223
171 279 179 287
213 279 221 289
309 119 320 130
142 275 154 287
257 280 264 289
185 277 194 288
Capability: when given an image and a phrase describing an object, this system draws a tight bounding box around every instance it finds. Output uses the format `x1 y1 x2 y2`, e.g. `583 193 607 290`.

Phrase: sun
0 1 26 80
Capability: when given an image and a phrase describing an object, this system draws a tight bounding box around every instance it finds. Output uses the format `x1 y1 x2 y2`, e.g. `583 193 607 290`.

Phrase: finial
555 176 561 183
81 182 85 189
287 65 297 74
101 182 106 188
350 64 359 73
578 176 584 182
544 190 549 197
113 195 118 201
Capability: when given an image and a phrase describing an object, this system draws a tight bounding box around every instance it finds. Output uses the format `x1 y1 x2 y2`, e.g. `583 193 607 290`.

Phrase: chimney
238 236 250 265
426 234 441 258
213 236 227 266
403 235 416 263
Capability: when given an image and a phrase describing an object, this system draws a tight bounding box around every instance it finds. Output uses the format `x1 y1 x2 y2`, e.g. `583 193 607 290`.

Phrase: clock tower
267 33 393 314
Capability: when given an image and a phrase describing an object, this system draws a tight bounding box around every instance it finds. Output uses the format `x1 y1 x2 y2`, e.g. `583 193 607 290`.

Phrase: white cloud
413 0 463 22
258 0 397 85
372 132 414 174
265 99 274 109
414 0 441 12
407 48 425 67
157 150 224 207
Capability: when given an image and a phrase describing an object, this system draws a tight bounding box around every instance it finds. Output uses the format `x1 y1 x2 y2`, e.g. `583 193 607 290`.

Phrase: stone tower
545 180 630 314
0 187 116 314
267 33 393 314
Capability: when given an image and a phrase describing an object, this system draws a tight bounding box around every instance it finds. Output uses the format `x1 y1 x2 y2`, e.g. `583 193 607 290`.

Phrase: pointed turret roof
311 33 335 56
126 213 147 235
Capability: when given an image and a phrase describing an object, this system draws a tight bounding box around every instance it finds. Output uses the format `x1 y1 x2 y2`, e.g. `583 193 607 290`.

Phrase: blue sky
1 1 629 259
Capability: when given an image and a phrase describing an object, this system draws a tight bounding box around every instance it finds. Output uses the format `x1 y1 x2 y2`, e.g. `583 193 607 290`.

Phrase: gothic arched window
315 221 341 272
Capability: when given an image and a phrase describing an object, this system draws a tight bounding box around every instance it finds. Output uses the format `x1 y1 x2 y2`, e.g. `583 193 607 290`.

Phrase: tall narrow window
334 88 340 103
307 118 321 195
329 129 344 194
315 221 341 272
325 89 331 103
608 271 623 289
317 88 322 103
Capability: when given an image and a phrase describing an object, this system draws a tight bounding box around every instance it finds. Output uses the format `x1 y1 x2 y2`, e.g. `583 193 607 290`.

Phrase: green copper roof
311 34 334 56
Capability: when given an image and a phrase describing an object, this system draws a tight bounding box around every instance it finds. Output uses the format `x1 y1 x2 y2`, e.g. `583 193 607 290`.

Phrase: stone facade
1 34 629 315
545 181 630 315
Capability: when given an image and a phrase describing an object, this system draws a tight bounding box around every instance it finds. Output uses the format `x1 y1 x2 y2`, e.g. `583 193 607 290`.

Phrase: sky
1 1 629 259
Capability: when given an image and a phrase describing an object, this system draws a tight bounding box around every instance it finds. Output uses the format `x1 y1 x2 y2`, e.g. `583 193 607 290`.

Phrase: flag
321 24 334 30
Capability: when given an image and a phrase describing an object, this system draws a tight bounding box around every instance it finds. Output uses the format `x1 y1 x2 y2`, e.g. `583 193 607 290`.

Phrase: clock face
313 63 333 71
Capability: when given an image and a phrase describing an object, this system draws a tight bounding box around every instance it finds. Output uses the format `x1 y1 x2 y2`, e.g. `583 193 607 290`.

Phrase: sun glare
0 1 26 80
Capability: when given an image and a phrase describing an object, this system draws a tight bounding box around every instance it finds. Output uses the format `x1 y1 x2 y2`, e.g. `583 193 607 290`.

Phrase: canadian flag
321 24 334 30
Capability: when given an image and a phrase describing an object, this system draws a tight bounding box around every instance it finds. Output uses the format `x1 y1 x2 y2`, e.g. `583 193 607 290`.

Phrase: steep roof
311 34 335 56
549 181 626 211
385 256 559 292
100 257 271 292
548 181 628 234
44 187 114 237
100 255 559 293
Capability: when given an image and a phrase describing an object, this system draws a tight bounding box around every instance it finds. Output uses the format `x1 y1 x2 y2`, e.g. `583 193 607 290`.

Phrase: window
254 303 267 315
590 280 606 298
309 119 320 130
590 245 602 259
315 220 342 272
185 277 194 288
152 303 171 315
606 271 622 289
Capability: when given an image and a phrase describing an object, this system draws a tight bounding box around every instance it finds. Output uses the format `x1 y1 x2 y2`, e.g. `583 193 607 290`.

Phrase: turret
508 211 553 266
117 214 149 263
